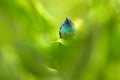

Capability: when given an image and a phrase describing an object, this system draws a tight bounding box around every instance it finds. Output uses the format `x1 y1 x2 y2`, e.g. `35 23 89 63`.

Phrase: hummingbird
59 18 75 40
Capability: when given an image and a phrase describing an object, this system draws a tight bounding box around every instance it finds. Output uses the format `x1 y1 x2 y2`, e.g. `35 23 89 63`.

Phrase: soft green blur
0 0 120 80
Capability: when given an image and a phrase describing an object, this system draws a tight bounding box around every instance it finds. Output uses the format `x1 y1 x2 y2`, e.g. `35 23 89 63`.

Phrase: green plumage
59 18 75 40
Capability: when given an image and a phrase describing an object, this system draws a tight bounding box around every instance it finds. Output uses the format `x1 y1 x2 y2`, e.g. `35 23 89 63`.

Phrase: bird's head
64 17 74 25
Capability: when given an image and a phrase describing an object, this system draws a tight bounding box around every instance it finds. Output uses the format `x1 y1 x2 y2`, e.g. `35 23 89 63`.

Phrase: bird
59 17 75 40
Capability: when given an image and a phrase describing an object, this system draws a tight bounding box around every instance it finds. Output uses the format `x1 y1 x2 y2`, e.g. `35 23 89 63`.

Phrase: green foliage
0 0 120 80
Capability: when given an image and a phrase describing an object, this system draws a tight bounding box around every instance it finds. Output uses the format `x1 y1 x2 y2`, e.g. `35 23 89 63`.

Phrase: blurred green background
0 0 120 80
